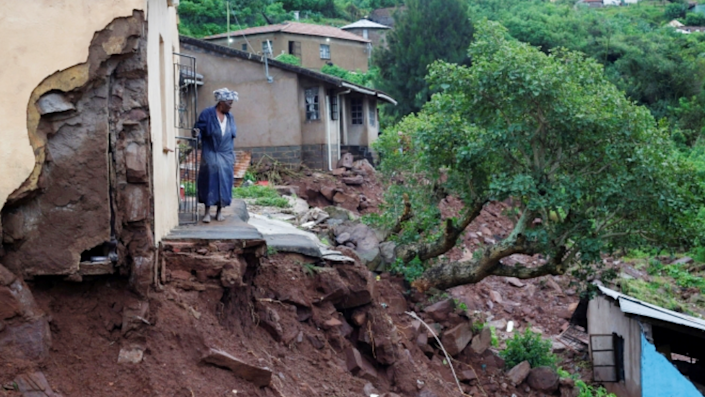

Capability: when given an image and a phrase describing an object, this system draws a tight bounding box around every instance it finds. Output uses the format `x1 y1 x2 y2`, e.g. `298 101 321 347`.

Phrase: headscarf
213 88 239 103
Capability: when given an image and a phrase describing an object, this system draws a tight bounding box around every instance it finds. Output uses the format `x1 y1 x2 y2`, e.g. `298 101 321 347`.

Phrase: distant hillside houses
580 0 638 7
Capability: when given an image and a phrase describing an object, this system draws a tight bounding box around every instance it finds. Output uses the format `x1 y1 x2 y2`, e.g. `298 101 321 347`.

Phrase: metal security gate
590 334 624 382
174 53 200 225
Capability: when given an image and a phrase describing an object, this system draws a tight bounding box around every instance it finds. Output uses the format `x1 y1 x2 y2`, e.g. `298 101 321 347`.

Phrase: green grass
253 196 290 208
232 185 280 199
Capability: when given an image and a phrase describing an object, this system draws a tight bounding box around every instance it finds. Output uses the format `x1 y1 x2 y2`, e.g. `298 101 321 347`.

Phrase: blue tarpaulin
194 106 237 207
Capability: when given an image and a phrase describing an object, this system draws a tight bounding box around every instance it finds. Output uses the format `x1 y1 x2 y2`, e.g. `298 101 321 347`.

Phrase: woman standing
192 88 238 223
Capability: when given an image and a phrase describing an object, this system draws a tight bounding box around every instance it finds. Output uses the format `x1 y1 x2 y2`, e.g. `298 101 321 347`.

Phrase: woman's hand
192 127 200 138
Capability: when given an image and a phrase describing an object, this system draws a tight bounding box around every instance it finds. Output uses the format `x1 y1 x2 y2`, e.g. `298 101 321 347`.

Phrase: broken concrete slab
202 348 272 387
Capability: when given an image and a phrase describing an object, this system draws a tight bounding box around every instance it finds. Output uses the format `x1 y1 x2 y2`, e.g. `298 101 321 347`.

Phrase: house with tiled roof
204 21 371 72
341 19 391 50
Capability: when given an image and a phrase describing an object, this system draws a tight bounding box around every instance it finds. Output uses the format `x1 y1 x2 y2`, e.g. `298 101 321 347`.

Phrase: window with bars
305 87 320 121
320 44 330 59
351 98 363 124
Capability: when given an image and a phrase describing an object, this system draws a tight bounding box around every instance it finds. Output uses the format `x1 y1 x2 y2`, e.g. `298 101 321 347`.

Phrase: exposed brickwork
302 144 327 170
239 145 302 167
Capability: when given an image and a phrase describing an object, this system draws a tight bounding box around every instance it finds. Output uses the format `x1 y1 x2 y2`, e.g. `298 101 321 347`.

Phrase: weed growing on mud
500 328 556 369
390 256 425 283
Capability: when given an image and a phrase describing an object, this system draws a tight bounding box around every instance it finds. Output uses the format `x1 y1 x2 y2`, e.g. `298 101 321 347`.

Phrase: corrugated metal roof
598 285 705 332
204 22 370 43
340 19 391 30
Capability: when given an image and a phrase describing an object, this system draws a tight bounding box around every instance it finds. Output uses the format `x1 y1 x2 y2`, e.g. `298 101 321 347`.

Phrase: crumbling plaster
0 0 180 244
0 0 146 232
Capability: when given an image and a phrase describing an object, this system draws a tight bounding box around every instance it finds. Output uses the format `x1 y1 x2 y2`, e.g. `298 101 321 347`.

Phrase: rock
673 257 694 265
286 196 310 216
440 322 473 356
333 191 360 212
337 152 354 169
351 309 367 326
332 167 347 176
459 369 477 383
506 277 525 288
424 299 454 322
345 346 378 381
118 347 144 364
202 348 272 387
506 360 531 385
363 382 380 396
324 206 358 221
125 143 148 183
352 159 375 174
488 318 507 331
480 226 492 236
525 284 537 297
545 277 563 293
470 325 492 355
489 290 503 304
121 184 150 222
14 372 61 397
342 175 364 185
129 255 153 297
336 232 351 244
36 92 75 115
121 298 149 336
551 339 567 353
320 185 336 201
323 317 343 329
527 366 559 393
258 305 283 341
379 241 397 265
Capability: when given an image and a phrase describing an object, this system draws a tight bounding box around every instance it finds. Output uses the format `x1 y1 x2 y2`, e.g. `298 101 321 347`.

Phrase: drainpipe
325 95 332 170
336 94 341 164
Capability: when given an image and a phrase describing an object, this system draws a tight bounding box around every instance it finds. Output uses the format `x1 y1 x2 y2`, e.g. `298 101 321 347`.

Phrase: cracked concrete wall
0 0 146 239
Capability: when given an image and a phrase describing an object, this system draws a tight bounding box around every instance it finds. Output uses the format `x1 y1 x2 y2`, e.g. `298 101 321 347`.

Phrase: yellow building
0 0 182 291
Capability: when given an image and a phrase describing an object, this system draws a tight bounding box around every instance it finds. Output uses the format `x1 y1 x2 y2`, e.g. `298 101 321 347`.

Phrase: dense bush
500 329 556 369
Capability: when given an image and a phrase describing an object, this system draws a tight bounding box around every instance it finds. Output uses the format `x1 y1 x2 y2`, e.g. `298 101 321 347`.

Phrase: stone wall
0 13 154 289
302 144 329 170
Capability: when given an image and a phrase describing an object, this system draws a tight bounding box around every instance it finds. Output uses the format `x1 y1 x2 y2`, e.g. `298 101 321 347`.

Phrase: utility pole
226 0 232 46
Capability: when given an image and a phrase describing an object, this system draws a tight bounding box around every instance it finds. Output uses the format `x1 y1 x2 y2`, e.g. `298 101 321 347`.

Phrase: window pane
351 98 363 125
319 44 330 59
242 43 247 51
262 40 272 56
305 87 320 120
368 106 375 126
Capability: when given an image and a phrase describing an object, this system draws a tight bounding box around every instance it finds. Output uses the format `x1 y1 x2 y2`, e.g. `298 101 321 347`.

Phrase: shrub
275 53 301 66
500 328 556 369
576 380 617 397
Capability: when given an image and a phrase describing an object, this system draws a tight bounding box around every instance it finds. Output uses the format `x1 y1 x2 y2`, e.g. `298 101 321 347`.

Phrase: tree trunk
394 200 485 263
412 211 566 291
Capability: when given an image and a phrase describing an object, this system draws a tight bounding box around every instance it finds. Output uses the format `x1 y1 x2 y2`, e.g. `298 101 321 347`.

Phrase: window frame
351 98 363 125
262 40 272 56
329 90 339 121
319 44 331 60
305 87 320 121
241 43 248 51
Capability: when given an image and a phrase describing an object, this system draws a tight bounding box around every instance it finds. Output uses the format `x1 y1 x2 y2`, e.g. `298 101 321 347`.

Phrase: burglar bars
174 53 199 224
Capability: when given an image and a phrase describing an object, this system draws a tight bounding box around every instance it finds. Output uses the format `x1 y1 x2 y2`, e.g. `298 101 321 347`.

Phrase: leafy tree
372 0 473 121
685 12 705 26
665 3 687 21
373 22 703 290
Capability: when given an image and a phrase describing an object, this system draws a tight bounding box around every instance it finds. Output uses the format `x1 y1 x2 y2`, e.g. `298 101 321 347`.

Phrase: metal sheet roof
340 19 391 30
205 22 370 43
598 285 705 332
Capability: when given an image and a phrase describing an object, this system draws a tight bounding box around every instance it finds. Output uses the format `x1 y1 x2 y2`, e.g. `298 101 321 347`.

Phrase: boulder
470 325 492 355
320 185 336 201
489 290 503 304
506 277 525 288
527 366 559 393
673 257 693 265
342 175 364 185
345 346 378 381
202 348 272 387
333 191 360 212
424 299 454 322
458 369 477 383
324 206 358 221
332 167 347 176
506 360 531 385
352 159 376 175
379 241 397 265
440 322 473 356
337 152 354 169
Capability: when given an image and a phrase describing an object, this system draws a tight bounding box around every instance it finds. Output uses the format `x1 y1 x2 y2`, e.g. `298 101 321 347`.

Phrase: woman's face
217 100 233 113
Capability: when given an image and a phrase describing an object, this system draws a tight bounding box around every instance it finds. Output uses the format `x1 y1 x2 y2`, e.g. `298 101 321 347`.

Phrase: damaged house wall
0 0 181 286
641 333 702 397
0 0 146 243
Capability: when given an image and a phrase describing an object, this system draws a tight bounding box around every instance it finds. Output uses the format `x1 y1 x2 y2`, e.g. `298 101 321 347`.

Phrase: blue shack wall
641 333 701 397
